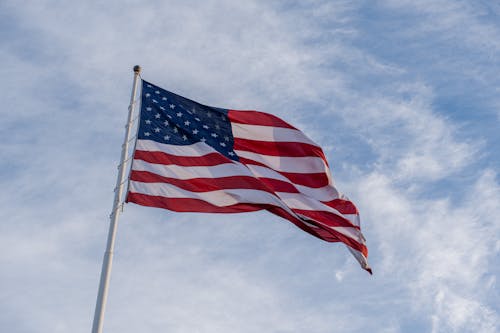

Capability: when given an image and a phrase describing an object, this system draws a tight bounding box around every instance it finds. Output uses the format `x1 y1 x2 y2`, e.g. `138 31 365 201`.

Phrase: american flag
126 80 371 273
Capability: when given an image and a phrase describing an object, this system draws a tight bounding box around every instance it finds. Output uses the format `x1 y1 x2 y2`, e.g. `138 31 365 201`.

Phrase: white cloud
381 0 500 51
0 1 498 332
336 82 476 182
357 169 500 332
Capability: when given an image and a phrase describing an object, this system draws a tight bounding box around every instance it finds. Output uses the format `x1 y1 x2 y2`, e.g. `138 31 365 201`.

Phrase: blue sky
1 1 499 332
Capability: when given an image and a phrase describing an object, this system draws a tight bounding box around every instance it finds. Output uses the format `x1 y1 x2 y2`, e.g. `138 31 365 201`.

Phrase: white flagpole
91 65 142 333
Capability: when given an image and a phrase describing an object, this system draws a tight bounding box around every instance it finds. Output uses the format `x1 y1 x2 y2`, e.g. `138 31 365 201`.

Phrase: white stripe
235 150 328 174
232 123 318 146
245 164 292 182
329 226 364 243
347 247 370 270
344 214 360 227
292 212 363 243
130 181 270 207
296 184 339 201
136 139 216 157
245 164 339 201
277 192 348 220
129 181 298 217
132 159 253 180
277 192 363 235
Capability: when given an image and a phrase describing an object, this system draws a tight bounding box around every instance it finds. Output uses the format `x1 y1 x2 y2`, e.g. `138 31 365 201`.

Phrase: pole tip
133 65 141 74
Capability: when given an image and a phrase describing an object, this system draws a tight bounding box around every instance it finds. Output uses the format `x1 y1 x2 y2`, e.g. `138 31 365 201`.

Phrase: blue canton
138 80 238 161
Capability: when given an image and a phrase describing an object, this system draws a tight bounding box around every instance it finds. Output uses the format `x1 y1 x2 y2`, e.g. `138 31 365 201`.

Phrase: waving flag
127 80 371 273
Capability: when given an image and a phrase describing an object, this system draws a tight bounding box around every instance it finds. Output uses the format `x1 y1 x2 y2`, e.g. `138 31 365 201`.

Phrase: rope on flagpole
91 65 142 333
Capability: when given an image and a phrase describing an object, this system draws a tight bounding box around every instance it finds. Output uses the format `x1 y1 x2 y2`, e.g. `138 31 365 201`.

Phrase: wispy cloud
0 1 498 332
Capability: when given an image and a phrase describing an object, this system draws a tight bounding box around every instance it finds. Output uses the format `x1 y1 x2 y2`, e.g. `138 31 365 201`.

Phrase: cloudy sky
1 1 499 332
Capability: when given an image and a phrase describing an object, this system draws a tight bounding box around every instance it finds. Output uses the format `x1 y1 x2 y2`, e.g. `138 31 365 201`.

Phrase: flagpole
91 65 142 333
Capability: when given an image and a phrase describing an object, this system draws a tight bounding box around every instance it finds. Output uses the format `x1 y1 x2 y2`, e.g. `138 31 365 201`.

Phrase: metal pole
91 65 142 333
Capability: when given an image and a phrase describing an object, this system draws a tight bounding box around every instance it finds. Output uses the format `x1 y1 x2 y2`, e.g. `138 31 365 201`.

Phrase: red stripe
266 206 340 242
238 157 330 188
293 209 360 229
228 110 296 129
234 138 327 162
256 177 300 193
326 228 367 256
322 199 359 215
130 170 275 193
127 192 264 213
261 178 359 217
301 226 340 242
295 215 367 255
274 171 329 188
134 150 231 167
257 178 360 229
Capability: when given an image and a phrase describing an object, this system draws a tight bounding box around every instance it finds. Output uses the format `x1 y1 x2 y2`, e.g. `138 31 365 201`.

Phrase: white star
192 129 199 135
182 135 188 141
155 90 160 94
162 97 167 101
163 120 169 126
153 99 158 103
173 127 179 133
146 107 152 111
159 106 165 110
144 132 151 136
228 151 235 156
215 124 220 130
211 133 218 138
155 113 161 119
192 108 197 114
195 117 201 121
177 112 183 117
220 142 226 147
184 120 190 126
145 119 152 124
203 125 209 129
164 135 170 141
147 84 152 88
169 104 175 109
145 93 151 97
154 127 161 133
207 112 212 118
224 136 229 141
200 137 207 142
167 115 172 119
